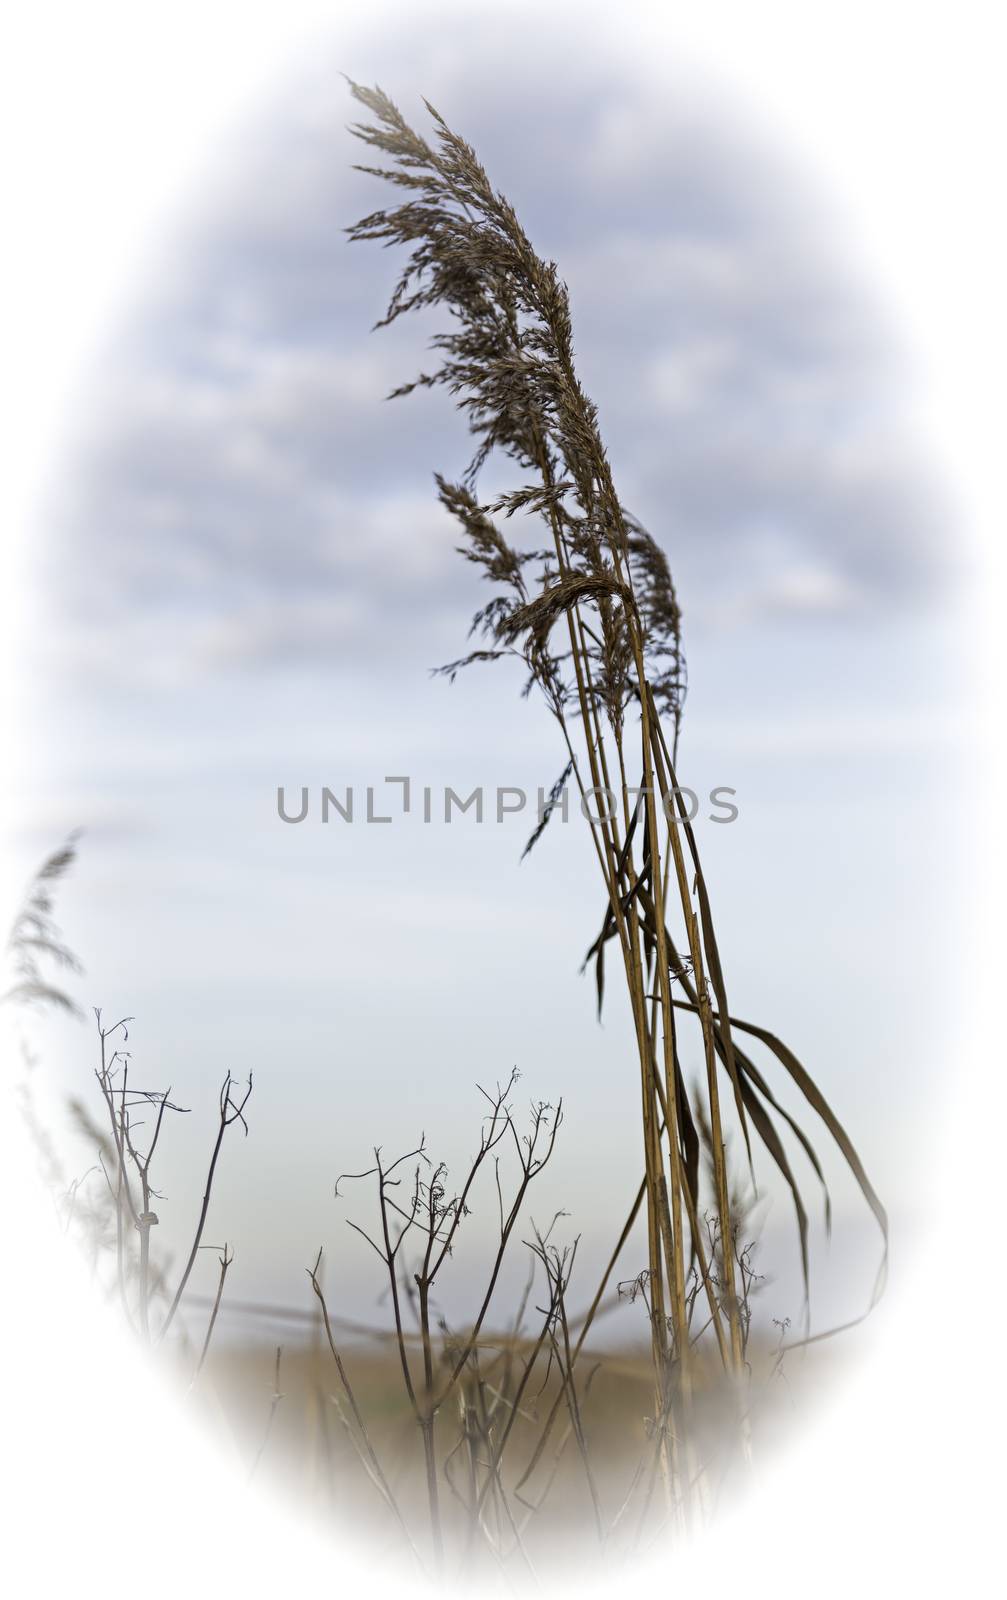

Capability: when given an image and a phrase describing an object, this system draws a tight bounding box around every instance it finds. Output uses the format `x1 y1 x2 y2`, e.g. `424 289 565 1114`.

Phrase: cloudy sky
11 12 967 1341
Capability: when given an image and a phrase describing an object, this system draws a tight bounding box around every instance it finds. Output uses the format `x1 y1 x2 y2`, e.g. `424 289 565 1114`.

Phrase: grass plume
346 78 888 1491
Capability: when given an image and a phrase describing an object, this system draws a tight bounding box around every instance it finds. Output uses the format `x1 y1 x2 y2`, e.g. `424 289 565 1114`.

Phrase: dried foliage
86 1005 253 1346
347 82 686 750
0 80 894 1573
4 833 84 1015
347 77 888 1521
319 1071 566 1571
3 838 253 1374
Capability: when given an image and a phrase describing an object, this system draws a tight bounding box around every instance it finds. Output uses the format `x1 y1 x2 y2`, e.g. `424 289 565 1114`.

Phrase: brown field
182 1326 841 1580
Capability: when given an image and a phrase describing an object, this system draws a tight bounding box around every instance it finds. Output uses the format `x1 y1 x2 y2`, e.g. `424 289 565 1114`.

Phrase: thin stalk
190 1244 232 1388
648 708 744 1368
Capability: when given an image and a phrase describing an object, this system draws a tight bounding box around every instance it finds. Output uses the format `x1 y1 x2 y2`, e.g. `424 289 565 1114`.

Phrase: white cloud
35 35 954 692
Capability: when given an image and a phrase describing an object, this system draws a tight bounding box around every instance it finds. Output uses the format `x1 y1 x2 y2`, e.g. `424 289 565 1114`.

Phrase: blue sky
11 19 967 1340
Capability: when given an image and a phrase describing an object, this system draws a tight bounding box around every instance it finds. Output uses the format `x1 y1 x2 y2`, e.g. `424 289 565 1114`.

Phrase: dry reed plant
313 1071 564 1571
345 78 889 1516
0 78 897 1571
2 762 842 1575
4 837 253 1378
301 1074 772 1578
88 1005 253 1345
4 832 83 1017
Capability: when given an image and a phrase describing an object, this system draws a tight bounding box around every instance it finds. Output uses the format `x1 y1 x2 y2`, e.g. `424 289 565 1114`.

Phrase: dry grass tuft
345 75 888 1529
0 77 894 1577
